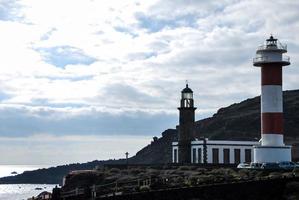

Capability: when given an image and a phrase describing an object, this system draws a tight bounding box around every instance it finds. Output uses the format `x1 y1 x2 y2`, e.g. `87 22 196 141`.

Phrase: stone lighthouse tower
253 35 291 163
178 83 196 163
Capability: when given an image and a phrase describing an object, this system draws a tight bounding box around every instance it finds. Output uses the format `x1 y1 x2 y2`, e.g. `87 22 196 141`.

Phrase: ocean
0 184 57 200
0 165 58 200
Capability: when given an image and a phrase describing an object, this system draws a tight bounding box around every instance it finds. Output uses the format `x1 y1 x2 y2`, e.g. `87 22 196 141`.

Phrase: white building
172 139 259 164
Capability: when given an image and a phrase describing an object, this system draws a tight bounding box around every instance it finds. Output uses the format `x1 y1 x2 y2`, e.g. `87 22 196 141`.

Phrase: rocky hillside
129 129 177 164
195 89 299 141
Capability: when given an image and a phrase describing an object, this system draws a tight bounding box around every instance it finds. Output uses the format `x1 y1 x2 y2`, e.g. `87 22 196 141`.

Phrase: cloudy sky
0 0 298 165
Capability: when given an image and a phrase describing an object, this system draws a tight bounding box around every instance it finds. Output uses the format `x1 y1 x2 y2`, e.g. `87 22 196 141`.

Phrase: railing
93 177 152 198
61 188 85 198
60 177 152 200
257 43 287 51
253 55 290 63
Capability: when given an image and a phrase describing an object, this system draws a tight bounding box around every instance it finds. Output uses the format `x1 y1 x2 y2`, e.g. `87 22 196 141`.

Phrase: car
278 161 296 170
237 163 250 169
260 162 280 170
250 162 262 169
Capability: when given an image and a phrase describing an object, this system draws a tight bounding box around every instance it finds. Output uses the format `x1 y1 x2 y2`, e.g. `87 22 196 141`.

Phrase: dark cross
125 152 129 166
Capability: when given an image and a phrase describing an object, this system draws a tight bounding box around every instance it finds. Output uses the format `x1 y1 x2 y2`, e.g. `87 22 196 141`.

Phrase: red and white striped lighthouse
253 35 292 163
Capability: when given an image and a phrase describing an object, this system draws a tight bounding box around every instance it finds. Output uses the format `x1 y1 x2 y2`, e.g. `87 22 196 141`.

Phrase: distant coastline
0 165 49 179
0 160 123 184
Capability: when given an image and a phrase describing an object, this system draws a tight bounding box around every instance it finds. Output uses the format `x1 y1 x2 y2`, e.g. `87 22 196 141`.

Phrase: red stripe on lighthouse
262 113 283 134
261 66 282 85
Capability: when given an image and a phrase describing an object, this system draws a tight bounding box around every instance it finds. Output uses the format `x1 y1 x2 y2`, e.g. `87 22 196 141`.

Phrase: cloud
0 91 11 101
0 0 299 165
0 104 177 137
102 83 162 105
114 26 138 37
144 0 229 20
40 27 57 40
37 46 97 68
0 0 23 21
0 134 152 165
135 13 198 33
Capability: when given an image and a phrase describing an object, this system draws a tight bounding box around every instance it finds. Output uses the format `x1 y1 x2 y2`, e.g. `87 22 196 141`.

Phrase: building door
198 148 202 163
212 148 219 164
223 149 230 164
234 149 241 164
192 148 196 163
174 149 178 163
245 149 252 163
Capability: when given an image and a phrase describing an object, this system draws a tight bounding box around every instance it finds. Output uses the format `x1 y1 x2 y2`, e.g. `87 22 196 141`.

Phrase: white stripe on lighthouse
261 134 284 146
261 85 283 113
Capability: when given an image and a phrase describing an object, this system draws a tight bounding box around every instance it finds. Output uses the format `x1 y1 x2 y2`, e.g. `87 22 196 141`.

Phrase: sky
0 0 298 165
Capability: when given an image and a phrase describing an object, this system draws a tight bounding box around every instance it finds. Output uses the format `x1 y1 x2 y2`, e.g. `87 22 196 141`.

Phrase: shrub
146 169 160 176
282 172 294 178
187 176 200 186
129 168 142 175
196 168 207 174
109 168 120 174
178 166 190 171
209 168 237 176
254 170 267 180
267 172 282 179
188 166 198 170
197 175 215 184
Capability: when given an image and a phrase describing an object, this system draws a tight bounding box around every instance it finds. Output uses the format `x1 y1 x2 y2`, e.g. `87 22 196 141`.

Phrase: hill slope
195 89 299 141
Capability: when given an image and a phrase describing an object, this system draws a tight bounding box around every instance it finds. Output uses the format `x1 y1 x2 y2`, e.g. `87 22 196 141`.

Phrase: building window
234 149 241 164
245 149 252 163
223 149 230 164
174 149 178 163
192 148 196 163
212 148 219 164
198 148 202 163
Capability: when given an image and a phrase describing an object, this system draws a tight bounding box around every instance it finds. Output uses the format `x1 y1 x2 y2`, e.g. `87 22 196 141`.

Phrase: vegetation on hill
196 90 299 141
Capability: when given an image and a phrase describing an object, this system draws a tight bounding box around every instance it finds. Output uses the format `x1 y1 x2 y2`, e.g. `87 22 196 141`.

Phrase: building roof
181 84 193 93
